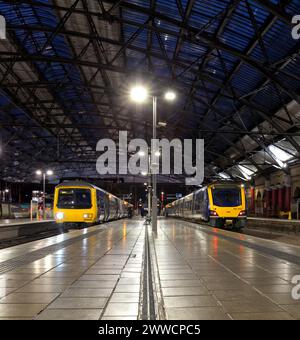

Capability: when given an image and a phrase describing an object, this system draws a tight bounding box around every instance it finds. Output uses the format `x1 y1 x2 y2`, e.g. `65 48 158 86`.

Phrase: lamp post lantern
130 86 176 233
36 170 53 220
152 96 158 233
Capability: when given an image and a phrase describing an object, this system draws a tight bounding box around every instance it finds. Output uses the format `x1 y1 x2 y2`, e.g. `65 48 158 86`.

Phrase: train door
193 191 200 220
104 194 110 221
109 196 117 220
204 189 209 221
117 200 122 219
119 202 124 218
97 190 106 222
114 198 119 219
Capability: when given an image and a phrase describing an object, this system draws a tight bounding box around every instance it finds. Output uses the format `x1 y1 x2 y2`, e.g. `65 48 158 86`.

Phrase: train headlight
210 210 219 217
83 213 92 219
55 212 64 220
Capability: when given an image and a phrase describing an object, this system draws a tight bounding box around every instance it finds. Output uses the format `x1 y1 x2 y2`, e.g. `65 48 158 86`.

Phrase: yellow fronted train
53 181 132 228
165 182 247 230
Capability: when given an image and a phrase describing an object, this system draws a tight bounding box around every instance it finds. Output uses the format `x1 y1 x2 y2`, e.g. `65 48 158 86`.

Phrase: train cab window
57 189 92 209
212 187 241 207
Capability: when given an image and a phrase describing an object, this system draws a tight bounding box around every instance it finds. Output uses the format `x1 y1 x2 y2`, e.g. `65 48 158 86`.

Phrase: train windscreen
212 187 241 207
57 189 92 209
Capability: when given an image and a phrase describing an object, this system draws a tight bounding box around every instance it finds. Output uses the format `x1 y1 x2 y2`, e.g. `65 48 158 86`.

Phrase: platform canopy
0 0 300 183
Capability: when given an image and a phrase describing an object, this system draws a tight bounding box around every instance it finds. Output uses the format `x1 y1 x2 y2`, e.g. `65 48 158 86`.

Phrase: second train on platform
165 182 247 230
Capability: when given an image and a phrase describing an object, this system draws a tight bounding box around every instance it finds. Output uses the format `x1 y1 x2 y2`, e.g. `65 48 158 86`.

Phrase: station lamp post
161 191 165 210
130 85 176 233
36 169 53 219
141 152 152 222
2 188 9 203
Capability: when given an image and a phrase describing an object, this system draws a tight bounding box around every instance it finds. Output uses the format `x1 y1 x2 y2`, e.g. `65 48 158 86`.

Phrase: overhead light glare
130 85 148 103
164 91 176 101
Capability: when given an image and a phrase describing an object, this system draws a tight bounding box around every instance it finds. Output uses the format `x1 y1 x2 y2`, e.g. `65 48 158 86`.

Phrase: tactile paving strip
0 227 106 275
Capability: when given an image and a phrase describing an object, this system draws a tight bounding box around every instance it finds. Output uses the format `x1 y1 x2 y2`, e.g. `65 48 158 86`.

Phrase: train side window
203 190 208 211
199 190 204 211
97 191 105 213
200 191 204 210
194 191 202 212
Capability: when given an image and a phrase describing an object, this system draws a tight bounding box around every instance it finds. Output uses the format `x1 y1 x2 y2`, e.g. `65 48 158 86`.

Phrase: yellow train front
207 183 246 229
166 182 247 230
53 181 130 228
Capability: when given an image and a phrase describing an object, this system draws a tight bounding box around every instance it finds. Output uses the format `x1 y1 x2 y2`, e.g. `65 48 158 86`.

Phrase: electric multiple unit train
53 181 132 228
165 182 247 229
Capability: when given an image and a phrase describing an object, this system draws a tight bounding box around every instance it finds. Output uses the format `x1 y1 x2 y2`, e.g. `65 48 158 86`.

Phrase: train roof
207 181 243 188
56 181 96 189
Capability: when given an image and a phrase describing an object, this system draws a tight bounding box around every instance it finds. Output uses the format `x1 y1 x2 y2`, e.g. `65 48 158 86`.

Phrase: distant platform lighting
138 150 146 157
158 121 167 127
36 170 42 175
155 151 161 157
47 170 53 176
164 91 176 101
130 85 148 103
141 171 147 176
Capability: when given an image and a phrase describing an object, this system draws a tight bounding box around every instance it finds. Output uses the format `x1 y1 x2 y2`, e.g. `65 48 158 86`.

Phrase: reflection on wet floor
0 220 144 320
0 217 299 320
155 219 300 320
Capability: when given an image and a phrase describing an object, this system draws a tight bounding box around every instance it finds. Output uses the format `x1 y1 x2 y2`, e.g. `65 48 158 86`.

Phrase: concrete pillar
277 185 284 212
264 180 271 216
250 186 255 213
284 174 292 212
271 186 278 215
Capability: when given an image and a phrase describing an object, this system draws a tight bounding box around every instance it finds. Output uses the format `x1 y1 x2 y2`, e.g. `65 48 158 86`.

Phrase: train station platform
0 217 299 320
0 218 54 226
0 219 56 243
248 217 300 233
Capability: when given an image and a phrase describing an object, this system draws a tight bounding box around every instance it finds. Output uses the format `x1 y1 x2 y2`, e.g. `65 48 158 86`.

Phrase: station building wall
249 164 300 219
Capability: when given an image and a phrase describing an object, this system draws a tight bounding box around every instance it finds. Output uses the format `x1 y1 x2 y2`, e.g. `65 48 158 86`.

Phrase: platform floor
155 219 300 320
0 217 299 320
0 218 54 228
